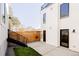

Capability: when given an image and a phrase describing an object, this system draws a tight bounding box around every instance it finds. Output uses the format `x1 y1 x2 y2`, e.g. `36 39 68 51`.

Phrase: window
60 3 69 18
43 13 46 24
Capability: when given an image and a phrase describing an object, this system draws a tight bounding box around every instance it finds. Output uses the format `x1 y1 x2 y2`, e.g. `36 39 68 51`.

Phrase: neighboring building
41 3 79 52
0 3 8 55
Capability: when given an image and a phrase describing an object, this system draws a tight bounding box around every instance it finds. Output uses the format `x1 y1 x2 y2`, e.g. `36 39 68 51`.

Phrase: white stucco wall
0 21 8 56
41 4 59 47
59 3 79 52
0 3 8 56
41 3 79 52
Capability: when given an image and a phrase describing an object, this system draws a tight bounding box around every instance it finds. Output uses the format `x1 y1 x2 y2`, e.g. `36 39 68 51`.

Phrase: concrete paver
6 47 15 56
45 47 79 56
27 42 56 55
27 42 79 56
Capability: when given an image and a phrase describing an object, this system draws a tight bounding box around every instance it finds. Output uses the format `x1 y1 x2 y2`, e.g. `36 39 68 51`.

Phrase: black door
60 29 69 48
43 30 46 42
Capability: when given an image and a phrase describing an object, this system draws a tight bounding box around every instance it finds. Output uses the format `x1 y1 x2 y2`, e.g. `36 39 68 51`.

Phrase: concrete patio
27 42 79 56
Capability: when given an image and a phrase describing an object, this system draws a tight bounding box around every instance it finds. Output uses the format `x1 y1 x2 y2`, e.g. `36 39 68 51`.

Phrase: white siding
0 3 8 56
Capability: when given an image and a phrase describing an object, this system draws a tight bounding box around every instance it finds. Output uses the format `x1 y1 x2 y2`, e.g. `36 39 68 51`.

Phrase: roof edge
41 3 53 10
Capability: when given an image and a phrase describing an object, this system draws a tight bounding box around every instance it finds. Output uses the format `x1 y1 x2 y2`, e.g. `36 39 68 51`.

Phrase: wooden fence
9 30 41 43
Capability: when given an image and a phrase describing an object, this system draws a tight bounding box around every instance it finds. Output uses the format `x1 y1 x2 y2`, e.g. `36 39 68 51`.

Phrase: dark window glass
43 13 46 24
60 3 69 18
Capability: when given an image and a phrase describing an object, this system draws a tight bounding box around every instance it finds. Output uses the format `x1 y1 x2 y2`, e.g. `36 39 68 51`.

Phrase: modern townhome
0 3 9 55
41 3 79 52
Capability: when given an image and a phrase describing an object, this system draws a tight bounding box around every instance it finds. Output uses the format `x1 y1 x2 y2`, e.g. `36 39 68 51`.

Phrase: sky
12 3 42 28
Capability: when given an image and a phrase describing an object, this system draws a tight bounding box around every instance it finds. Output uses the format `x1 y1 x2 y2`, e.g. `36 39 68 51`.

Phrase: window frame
60 3 69 19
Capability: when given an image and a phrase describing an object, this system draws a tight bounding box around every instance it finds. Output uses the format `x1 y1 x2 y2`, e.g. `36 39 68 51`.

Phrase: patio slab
44 47 79 56
27 42 79 56
27 41 56 55
5 47 15 56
